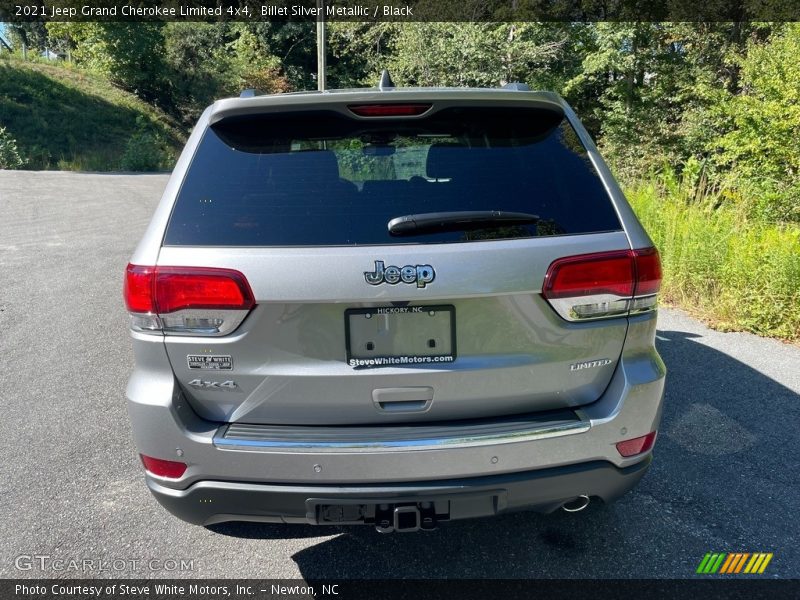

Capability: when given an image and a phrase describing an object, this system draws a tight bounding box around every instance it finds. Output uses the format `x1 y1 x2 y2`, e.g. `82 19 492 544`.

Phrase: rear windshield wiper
388 211 540 236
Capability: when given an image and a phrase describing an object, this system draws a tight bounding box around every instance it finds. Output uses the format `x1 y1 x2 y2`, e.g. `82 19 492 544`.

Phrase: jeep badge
364 260 435 288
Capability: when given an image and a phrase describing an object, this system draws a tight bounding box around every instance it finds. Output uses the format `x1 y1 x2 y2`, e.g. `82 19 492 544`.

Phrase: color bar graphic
698 552 773 574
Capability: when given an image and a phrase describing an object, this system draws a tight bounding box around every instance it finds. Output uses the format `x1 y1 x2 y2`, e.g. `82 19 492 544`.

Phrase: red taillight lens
124 264 156 313
124 264 255 335
633 247 662 296
616 431 657 457
140 454 187 478
124 264 254 314
542 247 661 321
348 103 432 117
154 267 255 313
543 250 635 299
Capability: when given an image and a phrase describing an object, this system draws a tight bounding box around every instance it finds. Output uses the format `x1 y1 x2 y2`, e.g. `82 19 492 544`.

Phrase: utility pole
316 0 326 91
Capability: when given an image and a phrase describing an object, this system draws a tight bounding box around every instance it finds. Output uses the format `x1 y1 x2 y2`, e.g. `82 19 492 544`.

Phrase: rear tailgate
159 235 629 425
156 95 630 425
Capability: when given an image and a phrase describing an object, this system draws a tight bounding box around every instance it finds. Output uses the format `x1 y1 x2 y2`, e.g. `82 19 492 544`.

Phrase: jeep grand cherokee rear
124 85 665 531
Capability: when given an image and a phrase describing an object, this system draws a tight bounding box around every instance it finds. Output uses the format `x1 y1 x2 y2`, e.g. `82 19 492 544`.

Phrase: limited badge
187 355 233 370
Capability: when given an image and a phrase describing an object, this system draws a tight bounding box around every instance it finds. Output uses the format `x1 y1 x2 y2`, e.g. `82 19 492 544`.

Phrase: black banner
2 0 800 23
4 579 800 600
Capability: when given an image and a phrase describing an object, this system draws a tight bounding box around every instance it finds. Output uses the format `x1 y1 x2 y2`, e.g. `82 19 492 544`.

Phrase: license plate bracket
344 305 456 368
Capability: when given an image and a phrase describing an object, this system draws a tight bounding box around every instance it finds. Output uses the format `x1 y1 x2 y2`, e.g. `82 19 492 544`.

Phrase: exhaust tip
561 495 590 513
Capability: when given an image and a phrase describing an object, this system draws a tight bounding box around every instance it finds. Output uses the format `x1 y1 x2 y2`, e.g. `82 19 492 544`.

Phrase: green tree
565 23 688 176
5 22 48 53
119 116 173 172
564 23 768 179
715 24 800 221
224 26 292 96
327 22 390 88
161 23 292 123
46 22 168 105
381 22 567 88
161 22 235 122
0 126 25 169
242 22 317 90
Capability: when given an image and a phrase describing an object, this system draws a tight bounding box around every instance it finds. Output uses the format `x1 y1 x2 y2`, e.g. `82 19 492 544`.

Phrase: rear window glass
164 106 621 246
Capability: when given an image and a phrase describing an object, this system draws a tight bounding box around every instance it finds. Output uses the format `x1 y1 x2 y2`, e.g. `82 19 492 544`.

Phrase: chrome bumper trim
213 413 591 453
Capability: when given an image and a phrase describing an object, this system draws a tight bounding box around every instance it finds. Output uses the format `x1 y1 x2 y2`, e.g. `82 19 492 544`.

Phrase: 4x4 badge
188 379 237 390
364 261 435 288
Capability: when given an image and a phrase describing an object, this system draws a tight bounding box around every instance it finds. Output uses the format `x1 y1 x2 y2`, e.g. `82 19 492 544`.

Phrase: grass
627 181 800 342
0 56 185 170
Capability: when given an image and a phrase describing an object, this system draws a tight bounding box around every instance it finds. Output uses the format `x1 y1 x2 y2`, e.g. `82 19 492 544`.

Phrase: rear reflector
124 264 255 336
348 103 432 117
140 454 187 478
543 248 662 321
616 431 657 457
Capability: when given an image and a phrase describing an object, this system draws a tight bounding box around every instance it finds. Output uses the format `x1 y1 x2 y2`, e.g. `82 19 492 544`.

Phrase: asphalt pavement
0 171 797 579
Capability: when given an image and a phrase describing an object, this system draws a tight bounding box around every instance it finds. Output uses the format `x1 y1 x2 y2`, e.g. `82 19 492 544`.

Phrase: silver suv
124 80 665 532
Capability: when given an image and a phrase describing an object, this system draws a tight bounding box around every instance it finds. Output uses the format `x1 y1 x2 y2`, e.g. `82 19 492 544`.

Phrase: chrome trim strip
213 420 590 453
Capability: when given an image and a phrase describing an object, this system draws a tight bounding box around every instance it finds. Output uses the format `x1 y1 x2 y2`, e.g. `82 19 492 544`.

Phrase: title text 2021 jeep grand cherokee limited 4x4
124 80 665 532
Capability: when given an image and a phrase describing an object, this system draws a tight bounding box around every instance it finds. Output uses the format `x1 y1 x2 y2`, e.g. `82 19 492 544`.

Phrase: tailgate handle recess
372 387 434 413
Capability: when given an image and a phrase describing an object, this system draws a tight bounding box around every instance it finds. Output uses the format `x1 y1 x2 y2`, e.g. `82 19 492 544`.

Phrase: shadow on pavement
207 522 342 540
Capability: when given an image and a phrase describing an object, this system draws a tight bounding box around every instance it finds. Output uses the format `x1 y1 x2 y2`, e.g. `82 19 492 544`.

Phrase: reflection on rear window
164 107 621 246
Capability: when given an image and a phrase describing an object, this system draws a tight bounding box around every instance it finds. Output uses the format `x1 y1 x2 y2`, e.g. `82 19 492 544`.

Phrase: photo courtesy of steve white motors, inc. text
14 583 339 597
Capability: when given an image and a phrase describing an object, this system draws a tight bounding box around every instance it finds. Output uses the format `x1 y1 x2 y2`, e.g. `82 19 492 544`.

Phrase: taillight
140 454 187 479
348 103 432 117
124 264 255 336
543 248 662 321
616 431 657 457
154 267 254 313
123 265 155 313
631 247 662 296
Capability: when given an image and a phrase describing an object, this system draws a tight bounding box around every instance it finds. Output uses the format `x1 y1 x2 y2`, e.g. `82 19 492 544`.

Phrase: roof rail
502 82 531 91
378 69 395 91
239 88 260 98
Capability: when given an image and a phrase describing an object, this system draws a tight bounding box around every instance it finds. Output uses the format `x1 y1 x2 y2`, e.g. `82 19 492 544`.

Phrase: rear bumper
148 456 651 526
126 313 665 524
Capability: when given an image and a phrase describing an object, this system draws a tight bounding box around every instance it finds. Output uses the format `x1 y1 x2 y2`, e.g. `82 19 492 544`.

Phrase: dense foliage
629 180 800 341
0 125 25 169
